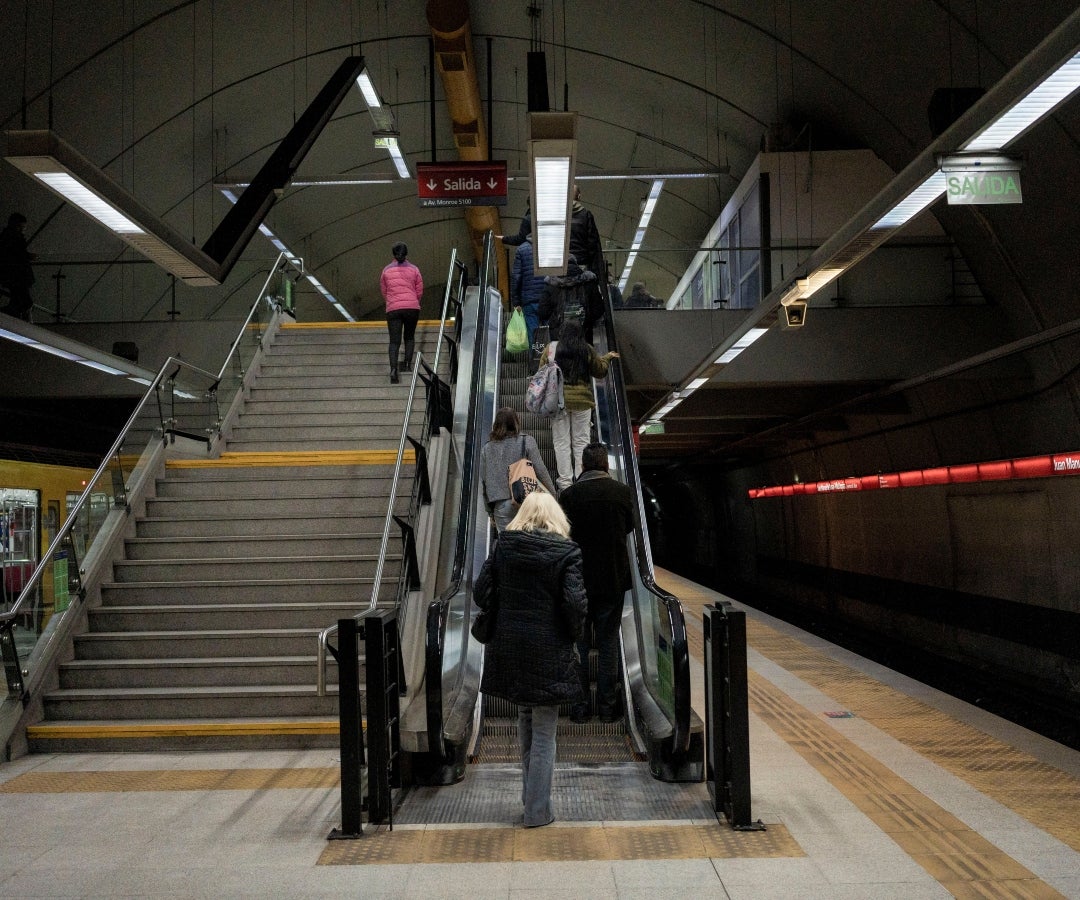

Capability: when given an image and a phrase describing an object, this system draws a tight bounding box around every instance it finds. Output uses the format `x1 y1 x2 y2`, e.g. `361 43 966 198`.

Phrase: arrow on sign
488 179 498 189
427 180 438 190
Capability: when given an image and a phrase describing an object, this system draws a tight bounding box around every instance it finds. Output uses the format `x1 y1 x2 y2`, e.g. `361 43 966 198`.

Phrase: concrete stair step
234 411 407 428
89 601 365 631
254 373 419 389
42 684 340 720
227 424 404 442
123 533 387 559
246 385 413 402
73 628 329 659
111 554 399 582
58 656 337 689
145 495 406 517
160 462 400 481
134 514 385 538
100 578 391 605
154 474 401 499
224 437 404 452
239 398 424 415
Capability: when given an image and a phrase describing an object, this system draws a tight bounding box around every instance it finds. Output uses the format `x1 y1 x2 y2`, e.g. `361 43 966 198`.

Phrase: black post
328 617 365 840
363 608 400 827
703 601 764 831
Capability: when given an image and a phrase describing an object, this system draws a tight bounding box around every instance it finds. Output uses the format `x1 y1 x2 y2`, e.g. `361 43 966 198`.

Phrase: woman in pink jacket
380 242 423 383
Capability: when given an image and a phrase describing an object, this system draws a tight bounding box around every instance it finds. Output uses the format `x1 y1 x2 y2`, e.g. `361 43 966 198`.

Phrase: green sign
946 170 1022 205
643 422 665 435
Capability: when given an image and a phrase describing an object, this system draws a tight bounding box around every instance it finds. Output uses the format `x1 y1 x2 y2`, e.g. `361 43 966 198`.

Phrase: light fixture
715 327 769 364
528 112 578 274
618 180 665 292
963 49 1080 150
4 130 222 286
220 190 354 322
5 57 369 288
355 67 410 179
0 322 158 381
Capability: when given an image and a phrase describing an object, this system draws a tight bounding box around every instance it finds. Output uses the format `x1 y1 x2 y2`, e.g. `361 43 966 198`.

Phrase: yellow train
1 459 100 634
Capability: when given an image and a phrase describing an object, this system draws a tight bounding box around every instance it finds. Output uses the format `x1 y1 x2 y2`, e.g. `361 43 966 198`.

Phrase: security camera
781 301 807 328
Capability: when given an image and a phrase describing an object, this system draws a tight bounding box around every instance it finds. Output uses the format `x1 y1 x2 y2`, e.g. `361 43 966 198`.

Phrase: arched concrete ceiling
2 1 1079 465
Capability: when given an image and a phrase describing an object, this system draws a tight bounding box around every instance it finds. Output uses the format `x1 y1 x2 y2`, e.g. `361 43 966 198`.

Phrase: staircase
28 321 444 752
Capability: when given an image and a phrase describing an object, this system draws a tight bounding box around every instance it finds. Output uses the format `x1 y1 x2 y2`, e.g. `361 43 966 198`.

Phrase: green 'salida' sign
941 154 1023 206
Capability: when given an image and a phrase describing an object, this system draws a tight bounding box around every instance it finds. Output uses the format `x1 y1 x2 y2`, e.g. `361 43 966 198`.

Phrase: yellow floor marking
0 767 340 793
317 822 802 866
166 449 413 468
281 320 452 330
25 721 339 740
667 578 1072 895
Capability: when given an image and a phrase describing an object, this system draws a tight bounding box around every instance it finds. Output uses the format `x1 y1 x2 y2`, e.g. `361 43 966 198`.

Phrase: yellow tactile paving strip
0 767 340 793
24 721 339 741
672 585 1075 896
317 822 802 865
281 320 452 330
166 449 414 468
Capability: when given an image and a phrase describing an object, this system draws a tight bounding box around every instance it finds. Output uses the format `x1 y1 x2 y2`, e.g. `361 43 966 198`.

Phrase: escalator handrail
424 232 500 752
595 294 694 755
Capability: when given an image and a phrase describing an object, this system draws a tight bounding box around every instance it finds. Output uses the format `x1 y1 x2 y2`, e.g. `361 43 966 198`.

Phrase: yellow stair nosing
27 721 343 739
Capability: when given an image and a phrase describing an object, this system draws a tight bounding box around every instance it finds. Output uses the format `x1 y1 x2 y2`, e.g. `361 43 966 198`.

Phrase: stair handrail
0 253 294 703
316 249 465 697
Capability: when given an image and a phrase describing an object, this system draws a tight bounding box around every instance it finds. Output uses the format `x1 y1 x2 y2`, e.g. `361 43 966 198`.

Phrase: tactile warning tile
317 822 801 865
737 617 1080 855
745 670 1067 898
0 767 340 793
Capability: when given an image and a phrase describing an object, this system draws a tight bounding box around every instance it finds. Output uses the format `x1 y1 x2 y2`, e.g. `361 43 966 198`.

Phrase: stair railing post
327 616 365 840
363 608 401 828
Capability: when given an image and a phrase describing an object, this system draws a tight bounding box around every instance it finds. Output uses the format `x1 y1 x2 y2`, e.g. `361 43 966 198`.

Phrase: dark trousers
1 285 32 321
386 308 420 371
575 593 625 717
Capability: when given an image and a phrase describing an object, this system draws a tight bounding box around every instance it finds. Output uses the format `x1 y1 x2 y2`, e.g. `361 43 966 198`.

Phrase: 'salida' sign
943 156 1023 206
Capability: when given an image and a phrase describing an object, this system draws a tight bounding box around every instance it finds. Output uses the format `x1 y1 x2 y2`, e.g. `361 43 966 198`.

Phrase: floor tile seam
742 669 1066 896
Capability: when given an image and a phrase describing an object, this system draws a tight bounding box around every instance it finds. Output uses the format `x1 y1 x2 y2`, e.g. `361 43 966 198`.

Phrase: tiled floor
1 568 1078 898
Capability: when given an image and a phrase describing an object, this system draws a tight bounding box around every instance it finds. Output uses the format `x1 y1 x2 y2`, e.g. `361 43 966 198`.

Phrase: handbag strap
520 435 526 456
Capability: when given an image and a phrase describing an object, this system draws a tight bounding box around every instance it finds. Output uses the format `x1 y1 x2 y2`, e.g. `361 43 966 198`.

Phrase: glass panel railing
0 252 298 723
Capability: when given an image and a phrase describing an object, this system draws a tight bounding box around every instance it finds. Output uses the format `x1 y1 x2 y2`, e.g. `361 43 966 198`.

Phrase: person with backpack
541 321 618 491
480 407 556 532
537 256 597 341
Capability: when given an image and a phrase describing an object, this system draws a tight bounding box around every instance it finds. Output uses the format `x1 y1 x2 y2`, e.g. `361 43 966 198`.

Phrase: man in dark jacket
510 236 546 348
0 212 36 321
537 256 598 341
558 442 635 722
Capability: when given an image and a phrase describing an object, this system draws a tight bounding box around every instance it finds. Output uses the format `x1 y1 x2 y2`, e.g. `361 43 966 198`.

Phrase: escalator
410 233 703 787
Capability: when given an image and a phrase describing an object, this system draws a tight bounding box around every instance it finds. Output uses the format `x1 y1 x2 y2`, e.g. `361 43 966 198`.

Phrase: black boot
390 367 399 384
402 339 415 371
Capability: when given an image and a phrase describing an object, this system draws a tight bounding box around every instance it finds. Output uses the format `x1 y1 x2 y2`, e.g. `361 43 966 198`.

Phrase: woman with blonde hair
472 491 587 827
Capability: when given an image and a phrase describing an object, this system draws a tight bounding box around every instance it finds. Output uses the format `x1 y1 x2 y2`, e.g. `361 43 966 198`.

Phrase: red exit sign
417 161 508 207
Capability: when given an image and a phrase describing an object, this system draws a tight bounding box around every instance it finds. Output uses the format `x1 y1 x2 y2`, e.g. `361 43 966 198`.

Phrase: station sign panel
417 161 508 207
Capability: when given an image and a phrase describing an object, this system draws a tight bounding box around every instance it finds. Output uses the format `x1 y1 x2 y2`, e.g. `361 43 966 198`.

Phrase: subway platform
1 569 1078 898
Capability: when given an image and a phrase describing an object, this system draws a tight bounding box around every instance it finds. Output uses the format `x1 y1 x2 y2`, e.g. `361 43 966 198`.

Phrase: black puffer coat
474 529 587 707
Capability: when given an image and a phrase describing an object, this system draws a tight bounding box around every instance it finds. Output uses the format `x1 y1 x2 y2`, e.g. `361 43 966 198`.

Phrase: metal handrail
317 248 464 697
0 252 294 631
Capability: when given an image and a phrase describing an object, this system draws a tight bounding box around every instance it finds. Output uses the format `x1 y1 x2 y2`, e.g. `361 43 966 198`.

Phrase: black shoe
390 368 399 384
569 707 590 724
598 709 622 724
401 359 411 372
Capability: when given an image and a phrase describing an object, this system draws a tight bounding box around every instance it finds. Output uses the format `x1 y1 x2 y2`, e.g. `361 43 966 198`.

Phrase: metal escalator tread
472 716 643 764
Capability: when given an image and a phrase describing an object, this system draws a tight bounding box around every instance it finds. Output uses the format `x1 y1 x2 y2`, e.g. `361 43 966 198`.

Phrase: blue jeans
521 303 539 347
491 498 517 532
518 704 559 826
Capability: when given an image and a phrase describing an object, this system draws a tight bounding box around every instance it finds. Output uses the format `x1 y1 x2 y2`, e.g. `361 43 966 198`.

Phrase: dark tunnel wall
643 329 1080 749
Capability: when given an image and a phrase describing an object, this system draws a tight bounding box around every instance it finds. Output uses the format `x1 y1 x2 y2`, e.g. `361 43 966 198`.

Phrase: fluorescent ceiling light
618 180 664 292
872 172 947 230
77 359 130 376
529 112 578 275
384 137 412 179
686 377 709 392
128 377 153 386
963 50 1080 150
35 172 145 233
356 68 382 108
220 189 354 322
716 327 769 364
27 342 82 362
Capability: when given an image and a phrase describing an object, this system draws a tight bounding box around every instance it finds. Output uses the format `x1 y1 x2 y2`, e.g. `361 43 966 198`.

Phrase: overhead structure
528 112 578 275
3 56 367 287
427 0 507 289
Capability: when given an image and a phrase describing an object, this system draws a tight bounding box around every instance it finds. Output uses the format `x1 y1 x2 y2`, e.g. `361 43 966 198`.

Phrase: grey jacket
480 434 557 506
